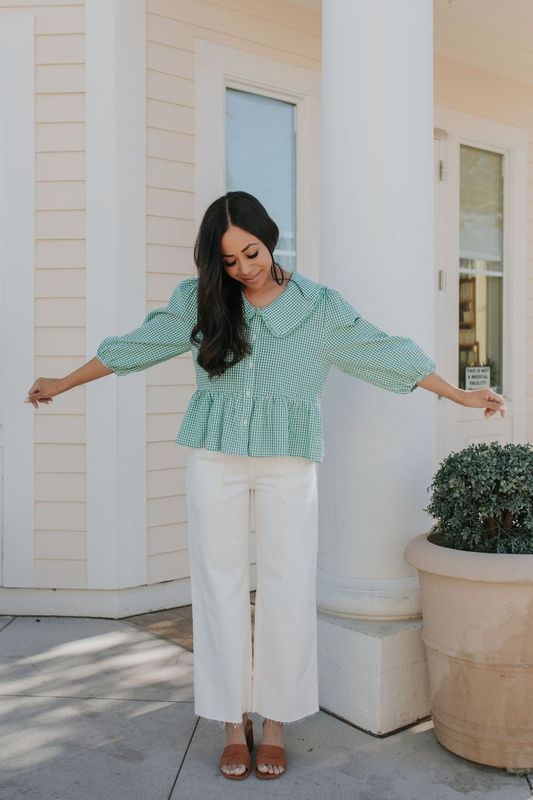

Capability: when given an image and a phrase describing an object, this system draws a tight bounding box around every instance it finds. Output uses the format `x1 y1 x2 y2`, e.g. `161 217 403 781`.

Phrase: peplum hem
175 388 325 463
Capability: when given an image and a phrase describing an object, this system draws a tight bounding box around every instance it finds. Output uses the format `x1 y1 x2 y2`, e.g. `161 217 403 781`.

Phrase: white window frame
194 39 321 281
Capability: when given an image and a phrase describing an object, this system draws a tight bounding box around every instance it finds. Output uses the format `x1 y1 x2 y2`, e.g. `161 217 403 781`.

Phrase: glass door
458 144 504 395
434 107 526 457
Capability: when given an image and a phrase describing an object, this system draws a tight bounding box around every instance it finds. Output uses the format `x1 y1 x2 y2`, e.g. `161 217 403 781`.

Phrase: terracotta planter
403 532 533 771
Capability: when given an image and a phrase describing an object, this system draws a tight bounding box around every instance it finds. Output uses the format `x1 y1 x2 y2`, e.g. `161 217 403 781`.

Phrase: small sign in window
465 366 491 390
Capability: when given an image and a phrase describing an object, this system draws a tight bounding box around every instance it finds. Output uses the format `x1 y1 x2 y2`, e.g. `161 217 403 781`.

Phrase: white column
318 0 435 733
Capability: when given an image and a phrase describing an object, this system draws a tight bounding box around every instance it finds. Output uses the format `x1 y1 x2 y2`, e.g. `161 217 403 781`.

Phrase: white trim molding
318 571 422 620
86 0 148 591
194 38 321 281
0 577 191 618
0 15 35 588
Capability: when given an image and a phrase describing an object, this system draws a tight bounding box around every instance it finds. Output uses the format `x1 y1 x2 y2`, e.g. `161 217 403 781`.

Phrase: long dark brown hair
191 191 299 380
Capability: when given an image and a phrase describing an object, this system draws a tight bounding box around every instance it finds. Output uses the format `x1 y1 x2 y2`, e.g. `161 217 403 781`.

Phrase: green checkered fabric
96 270 436 462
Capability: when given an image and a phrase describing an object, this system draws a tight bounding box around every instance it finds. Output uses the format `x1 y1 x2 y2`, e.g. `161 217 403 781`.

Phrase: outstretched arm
414 371 462 402
25 357 113 409
95 276 197 375
323 288 506 418
323 288 437 394
415 372 507 418
24 277 198 409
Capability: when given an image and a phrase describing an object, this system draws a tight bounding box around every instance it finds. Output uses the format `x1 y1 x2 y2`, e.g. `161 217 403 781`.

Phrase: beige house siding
434 54 533 442
3 0 530 593
0 1 86 588
144 0 321 585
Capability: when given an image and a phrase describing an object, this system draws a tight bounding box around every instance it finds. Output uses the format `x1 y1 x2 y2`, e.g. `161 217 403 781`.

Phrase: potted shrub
403 441 533 772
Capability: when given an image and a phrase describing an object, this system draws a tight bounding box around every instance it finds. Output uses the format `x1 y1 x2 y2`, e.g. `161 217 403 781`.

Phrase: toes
222 763 245 775
257 762 285 774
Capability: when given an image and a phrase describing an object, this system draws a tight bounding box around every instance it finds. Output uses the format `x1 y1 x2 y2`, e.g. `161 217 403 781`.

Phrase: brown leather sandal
255 720 287 779
219 718 254 780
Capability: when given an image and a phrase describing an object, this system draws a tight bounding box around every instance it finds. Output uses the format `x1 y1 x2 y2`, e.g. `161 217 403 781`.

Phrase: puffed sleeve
323 288 436 394
96 277 198 375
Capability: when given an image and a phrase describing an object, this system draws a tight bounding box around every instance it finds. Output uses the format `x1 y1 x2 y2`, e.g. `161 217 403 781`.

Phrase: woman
24 191 507 781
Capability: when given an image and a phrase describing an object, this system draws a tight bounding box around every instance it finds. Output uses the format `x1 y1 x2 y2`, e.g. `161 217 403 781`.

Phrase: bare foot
221 712 249 777
257 717 285 776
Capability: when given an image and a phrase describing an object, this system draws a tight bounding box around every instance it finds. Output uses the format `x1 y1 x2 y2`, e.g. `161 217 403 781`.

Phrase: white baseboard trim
0 565 259 619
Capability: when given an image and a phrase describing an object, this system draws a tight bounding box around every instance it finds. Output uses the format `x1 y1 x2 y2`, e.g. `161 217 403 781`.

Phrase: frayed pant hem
196 707 320 728
196 712 250 728
252 707 320 725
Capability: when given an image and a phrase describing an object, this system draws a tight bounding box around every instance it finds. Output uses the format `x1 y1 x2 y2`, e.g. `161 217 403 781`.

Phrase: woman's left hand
460 388 507 418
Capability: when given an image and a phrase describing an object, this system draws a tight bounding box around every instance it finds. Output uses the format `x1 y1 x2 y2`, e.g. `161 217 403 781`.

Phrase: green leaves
423 442 533 553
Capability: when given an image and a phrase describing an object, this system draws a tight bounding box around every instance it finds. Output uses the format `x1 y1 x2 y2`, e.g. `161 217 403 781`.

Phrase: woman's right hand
24 377 66 409
25 357 114 408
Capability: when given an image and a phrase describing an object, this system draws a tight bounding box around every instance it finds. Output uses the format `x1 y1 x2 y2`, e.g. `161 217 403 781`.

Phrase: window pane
225 88 296 270
458 145 504 394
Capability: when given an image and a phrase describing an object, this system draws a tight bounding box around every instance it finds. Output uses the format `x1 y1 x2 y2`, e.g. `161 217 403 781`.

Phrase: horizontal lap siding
9 1 528 595
35 5 86 589
145 0 320 583
0 2 86 587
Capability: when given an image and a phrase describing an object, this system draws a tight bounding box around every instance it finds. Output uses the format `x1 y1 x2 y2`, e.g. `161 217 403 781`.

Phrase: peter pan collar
241 270 325 338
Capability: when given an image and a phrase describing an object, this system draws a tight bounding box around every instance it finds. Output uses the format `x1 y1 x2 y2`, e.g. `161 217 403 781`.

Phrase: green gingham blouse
96 270 436 462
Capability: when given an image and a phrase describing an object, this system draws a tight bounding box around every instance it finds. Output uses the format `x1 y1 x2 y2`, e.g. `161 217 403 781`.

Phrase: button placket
243 366 253 424
242 319 258 427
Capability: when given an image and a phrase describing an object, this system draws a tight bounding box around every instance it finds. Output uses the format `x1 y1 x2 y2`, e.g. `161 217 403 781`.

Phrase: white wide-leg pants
185 446 320 725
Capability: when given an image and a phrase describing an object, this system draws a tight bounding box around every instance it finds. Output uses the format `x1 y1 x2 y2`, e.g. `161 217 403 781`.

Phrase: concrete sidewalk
0 614 531 800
